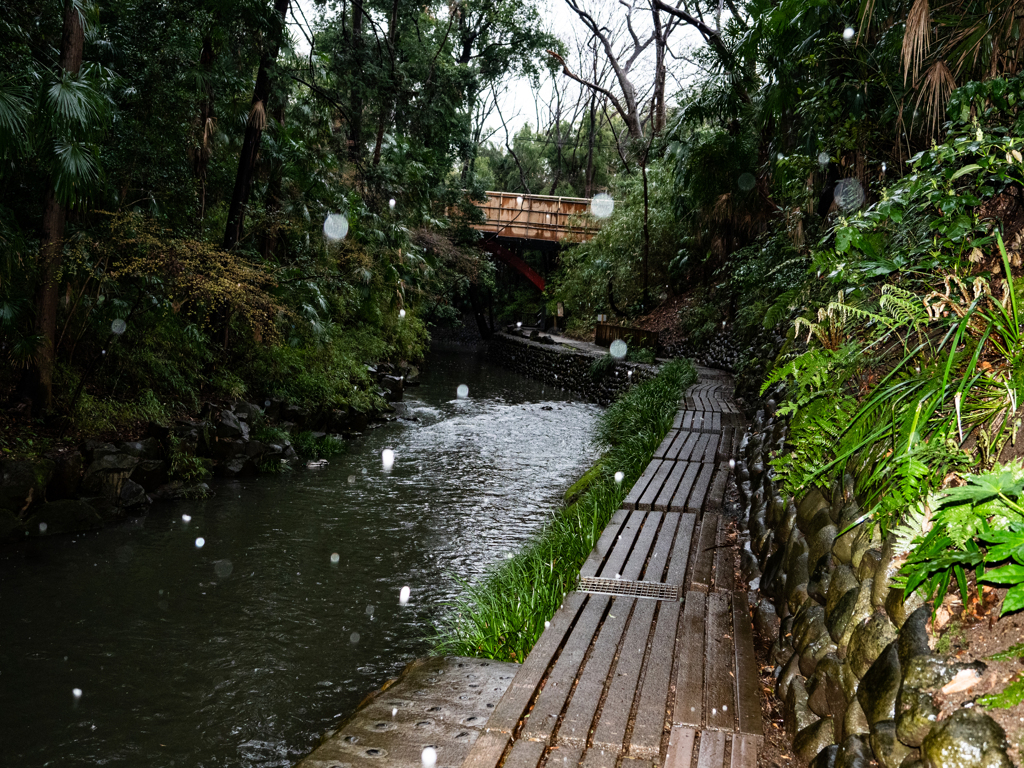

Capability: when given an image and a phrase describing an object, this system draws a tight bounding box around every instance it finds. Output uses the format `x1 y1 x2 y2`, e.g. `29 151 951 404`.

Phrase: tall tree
35 0 86 412
223 0 291 250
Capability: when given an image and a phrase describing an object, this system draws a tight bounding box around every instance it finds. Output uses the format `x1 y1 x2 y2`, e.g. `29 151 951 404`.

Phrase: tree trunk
348 0 363 162
196 33 215 222
33 0 84 414
652 6 667 134
223 0 290 250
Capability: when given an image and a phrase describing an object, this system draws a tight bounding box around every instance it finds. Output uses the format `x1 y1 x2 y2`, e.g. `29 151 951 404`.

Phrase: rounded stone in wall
921 708 1012 768
857 642 901 725
869 720 916 768
848 612 898 679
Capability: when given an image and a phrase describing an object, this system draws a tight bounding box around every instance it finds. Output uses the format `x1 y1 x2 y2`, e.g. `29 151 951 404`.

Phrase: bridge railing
470 191 600 244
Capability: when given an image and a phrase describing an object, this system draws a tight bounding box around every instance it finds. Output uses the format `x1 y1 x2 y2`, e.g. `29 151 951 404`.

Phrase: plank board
663 463 701 514
704 592 737 732
713 518 735 593
462 730 512 768
629 599 682 757
621 511 664 581
664 727 696 768
557 598 635 747
503 739 547 768
653 462 694 512
640 512 681 583
663 514 697 586
522 595 611 742
549 744 584 768
673 592 706 727
590 599 657 751
623 462 662 509
730 734 758 768
484 592 589 734
580 510 630 579
694 731 727 768
596 510 650 581
638 461 677 510
706 467 729 513
689 513 720 592
732 594 763 738
685 464 717 514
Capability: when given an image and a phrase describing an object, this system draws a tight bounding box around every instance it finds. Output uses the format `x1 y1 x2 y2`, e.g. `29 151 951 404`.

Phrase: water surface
0 349 601 768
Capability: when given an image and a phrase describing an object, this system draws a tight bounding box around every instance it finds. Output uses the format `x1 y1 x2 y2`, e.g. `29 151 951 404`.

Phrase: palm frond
901 0 931 85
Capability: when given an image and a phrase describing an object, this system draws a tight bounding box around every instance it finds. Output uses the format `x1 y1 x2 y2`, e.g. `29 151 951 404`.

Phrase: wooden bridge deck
461 367 761 768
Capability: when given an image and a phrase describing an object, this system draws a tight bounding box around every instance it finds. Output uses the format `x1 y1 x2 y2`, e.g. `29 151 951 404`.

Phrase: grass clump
291 430 347 461
433 358 697 662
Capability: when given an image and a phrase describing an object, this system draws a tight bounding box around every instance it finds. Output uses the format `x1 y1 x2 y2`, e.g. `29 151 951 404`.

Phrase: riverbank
0 360 418 544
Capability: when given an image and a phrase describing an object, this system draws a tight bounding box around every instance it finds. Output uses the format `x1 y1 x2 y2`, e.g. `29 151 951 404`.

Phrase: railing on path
470 192 601 244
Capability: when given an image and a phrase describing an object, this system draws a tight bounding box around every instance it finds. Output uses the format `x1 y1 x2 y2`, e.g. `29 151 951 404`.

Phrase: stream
0 348 602 768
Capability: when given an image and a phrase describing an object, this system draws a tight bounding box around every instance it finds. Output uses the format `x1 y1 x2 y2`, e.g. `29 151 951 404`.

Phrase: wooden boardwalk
461 367 762 768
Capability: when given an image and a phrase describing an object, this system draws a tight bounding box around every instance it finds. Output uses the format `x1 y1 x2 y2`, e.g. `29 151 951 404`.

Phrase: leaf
1001 583 1024 615
979 563 1024 585
950 163 982 180
940 469 1024 507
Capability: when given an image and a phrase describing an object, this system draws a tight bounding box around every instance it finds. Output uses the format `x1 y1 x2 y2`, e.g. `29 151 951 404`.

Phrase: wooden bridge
471 192 601 245
470 192 606 292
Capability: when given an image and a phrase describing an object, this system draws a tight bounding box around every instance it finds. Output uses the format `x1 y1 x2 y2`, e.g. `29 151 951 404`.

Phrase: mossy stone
857 549 882 581
787 553 811 614
920 709 1011 768
777 651 802 701
832 501 863 563
802 632 839 677
897 654 969 747
794 604 828 654
809 523 839 569
885 587 924 630
849 613 898 679
795 717 835 764
0 458 56 513
826 565 859 621
869 720 916 768
827 586 860 643
897 606 932 669
857 642 901 725
810 744 840 768
785 532 809 573
797 488 830 531
851 530 878 570
872 538 898 609
836 735 873 768
809 554 835 605
767 492 786 527
808 655 848 730
843 697 870 737
785 676 816 736
838 580 875 656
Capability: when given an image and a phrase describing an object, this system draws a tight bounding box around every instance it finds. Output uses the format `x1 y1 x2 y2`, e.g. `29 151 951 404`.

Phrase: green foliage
934 619 967 654
986 642 1024 661
550 161 683 329
434 359 697 660
978 677 1024 710
896 462 1024 615
167 433 211 484
290 431 346 461
589 353 615 380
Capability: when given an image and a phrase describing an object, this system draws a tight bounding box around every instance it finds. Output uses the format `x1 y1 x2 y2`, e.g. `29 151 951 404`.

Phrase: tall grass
433 359 697 662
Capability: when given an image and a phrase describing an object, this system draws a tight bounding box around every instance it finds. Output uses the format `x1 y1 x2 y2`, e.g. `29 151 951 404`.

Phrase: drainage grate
578 577 681 601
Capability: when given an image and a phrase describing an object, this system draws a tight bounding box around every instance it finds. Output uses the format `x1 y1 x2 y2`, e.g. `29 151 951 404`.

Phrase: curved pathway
461 366 763 768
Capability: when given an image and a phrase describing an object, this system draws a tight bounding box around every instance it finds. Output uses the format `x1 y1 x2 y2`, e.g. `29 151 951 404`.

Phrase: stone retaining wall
487 332 656 405
736 408 1015 768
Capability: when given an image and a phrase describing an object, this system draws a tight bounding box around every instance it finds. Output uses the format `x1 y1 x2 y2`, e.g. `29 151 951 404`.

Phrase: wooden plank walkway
461 367 761 768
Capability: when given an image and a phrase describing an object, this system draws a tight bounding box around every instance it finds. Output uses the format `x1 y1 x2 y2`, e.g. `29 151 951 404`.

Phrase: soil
631 294 689 349
930 585 1024 764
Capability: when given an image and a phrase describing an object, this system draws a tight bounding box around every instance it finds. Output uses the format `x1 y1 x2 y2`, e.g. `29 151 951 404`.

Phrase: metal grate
578 577 681 601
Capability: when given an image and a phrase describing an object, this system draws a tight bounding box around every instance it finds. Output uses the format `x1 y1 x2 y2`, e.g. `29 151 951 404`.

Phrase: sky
287 0 702 141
